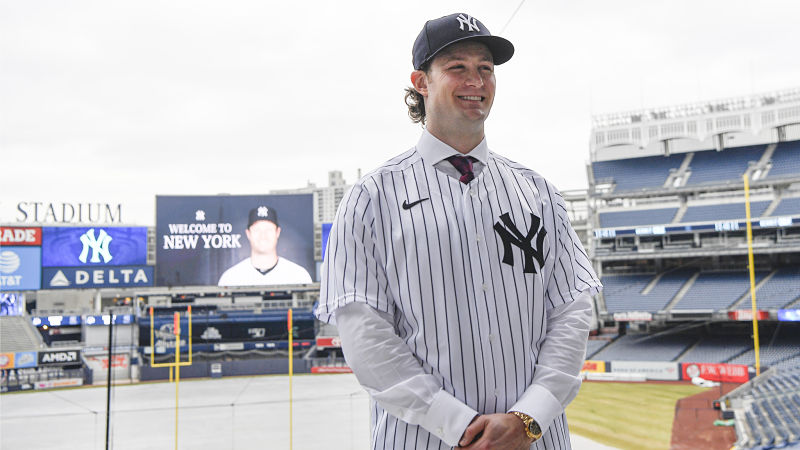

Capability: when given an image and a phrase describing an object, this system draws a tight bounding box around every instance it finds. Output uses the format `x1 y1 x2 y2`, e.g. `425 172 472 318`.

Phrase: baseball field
565 381 708 450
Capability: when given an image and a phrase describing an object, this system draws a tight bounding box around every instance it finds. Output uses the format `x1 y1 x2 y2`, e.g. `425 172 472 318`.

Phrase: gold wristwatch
509 411 543 441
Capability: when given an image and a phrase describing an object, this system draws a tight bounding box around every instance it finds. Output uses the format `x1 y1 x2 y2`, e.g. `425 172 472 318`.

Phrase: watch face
529 421 542 436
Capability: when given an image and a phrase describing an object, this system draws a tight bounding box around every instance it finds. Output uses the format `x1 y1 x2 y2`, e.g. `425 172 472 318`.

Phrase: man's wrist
508 411 543 441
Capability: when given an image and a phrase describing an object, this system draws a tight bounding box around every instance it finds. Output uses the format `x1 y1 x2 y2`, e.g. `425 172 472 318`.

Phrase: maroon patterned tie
447 155 477 184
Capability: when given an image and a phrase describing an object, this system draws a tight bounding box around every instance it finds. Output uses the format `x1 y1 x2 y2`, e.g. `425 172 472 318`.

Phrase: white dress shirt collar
416 129 490 168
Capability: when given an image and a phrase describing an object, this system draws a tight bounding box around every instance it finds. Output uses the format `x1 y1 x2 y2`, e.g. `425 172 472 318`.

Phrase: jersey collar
416 129 489 169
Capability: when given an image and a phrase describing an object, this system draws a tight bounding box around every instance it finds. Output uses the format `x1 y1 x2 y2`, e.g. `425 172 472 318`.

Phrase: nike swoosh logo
402 198 429 210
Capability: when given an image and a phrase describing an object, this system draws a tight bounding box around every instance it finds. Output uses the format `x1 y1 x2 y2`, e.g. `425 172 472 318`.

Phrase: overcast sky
2 0 800 225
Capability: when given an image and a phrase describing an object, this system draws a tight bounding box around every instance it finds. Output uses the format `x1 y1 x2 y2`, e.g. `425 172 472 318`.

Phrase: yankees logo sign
493 212 546 274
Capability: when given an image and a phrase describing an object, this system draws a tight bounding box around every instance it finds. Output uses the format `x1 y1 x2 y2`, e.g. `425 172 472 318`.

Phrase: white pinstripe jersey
316 143 601 450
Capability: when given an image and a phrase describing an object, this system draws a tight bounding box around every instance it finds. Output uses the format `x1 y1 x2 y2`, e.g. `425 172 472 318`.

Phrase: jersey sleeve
314 183 392 324
544 187 602 311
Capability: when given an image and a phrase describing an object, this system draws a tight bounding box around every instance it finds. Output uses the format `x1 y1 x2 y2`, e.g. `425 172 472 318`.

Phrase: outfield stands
602 270 694 313
769 197 800 217
678 335 752 363
591 333 696 361
671 271 767 311
0 316 44 352
585 339 609 358
685 145 765 186
727 366 800 448
754 267 800 309
728 334 800 367
766 140 800 180
598 207 678 228
681 201 771 223
591 153 684 192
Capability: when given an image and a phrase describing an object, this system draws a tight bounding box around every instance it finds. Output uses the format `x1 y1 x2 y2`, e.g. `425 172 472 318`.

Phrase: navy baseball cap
248 206 279 228
412 13 514 70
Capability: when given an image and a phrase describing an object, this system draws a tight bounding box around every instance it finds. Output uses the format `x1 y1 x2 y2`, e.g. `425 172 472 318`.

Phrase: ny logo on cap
456 14 480 32
257 206 269 217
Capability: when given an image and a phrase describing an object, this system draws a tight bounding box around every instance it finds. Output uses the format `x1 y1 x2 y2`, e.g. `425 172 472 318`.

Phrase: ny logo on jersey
79 228 113 264
456 14 480 32
493 213 546 274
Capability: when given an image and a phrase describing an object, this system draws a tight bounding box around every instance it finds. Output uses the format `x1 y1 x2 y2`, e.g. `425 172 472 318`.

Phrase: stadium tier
685 145 766 186
601 270 694 313
585 339 610 358
590 333 696 361
598 207 678 228
0 316 45 352
771 196 800 217
670 271 768 311
680 201 772 223
591 153 685 192
677 335 753 363
755 266 800 309
767 140 800 180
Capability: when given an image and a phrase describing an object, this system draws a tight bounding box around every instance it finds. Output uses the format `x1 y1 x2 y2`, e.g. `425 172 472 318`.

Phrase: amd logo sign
38 350 79 365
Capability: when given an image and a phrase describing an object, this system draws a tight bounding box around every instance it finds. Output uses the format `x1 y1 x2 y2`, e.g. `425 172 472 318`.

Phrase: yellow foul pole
743 173 761 376
288 308 293 450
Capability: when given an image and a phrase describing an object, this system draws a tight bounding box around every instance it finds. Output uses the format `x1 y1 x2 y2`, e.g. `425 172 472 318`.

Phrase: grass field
566 381 708 450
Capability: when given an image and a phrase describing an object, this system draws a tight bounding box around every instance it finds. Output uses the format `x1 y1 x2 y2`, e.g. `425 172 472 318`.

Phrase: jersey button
482 284 488 291
476 235 482 242
470 190 477 197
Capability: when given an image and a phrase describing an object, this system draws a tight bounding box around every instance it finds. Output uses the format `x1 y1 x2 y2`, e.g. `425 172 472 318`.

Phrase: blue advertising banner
155 195 314 287
41 227 147 267
14 351 37 368
0 246 41 291
41 265 154 289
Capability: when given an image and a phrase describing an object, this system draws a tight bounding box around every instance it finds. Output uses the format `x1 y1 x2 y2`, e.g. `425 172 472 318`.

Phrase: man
217 206 312 286
315 13 601 450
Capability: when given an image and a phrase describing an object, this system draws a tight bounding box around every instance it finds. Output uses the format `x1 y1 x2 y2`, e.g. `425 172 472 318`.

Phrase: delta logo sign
41 227 153 289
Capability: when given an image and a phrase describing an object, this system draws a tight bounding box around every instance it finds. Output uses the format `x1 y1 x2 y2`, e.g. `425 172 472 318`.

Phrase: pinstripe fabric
317 146 601 450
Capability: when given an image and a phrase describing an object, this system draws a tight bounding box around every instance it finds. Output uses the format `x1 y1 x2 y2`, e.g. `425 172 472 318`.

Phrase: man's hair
405 62 430 125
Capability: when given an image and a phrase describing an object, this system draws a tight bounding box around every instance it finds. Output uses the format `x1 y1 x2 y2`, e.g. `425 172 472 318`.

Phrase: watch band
509 411 543 441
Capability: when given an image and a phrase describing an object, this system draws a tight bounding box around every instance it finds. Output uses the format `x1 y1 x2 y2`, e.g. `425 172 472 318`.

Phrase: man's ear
411 70 428 96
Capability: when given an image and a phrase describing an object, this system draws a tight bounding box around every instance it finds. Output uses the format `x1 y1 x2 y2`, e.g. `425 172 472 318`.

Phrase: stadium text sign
38 350 79 366
581 360 606 373
0 227 41 246
14 202 123 224
42 266 153 289
682 363 749 383
610 361 680 381
728 310 769 321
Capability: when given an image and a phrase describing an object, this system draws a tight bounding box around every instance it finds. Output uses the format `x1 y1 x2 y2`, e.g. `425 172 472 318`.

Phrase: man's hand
457 413 532 449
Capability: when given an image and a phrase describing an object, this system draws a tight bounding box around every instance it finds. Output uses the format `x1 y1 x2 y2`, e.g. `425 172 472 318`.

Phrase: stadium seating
591 153 685 192
598 207 678 228
0 316 45 352
680 201 771 223
585 339 609 358
728 366 800 448
766 140 800 180
602 270 694 313
590 333 696 361
753 267 800 309
769 197 800 217
670 271 767 311
677 335 752 363
685 145 766 186
728 334 800 367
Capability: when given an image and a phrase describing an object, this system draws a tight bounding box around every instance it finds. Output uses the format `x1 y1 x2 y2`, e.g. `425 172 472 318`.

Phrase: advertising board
38 350 80 366
610 361 680 381
0 247 41 291
41 227 147 267
155 194 314 287
14 351 37 369
581 360 606 373
42 266 153 289
0 227 41 246
681 362 750 383
0 353 14 369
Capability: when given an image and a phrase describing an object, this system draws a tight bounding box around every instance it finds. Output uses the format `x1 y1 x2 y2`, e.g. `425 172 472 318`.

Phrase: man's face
246 220 280 255
414 41 496 130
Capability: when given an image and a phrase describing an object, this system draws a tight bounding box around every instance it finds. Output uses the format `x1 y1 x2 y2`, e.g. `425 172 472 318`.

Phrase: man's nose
464 67 484 87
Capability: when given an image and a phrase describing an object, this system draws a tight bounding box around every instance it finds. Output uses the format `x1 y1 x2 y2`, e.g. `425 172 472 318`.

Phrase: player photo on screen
155 194 314 287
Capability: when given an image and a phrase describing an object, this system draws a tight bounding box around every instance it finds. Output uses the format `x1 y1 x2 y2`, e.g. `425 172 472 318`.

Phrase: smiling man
315 13 601 450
